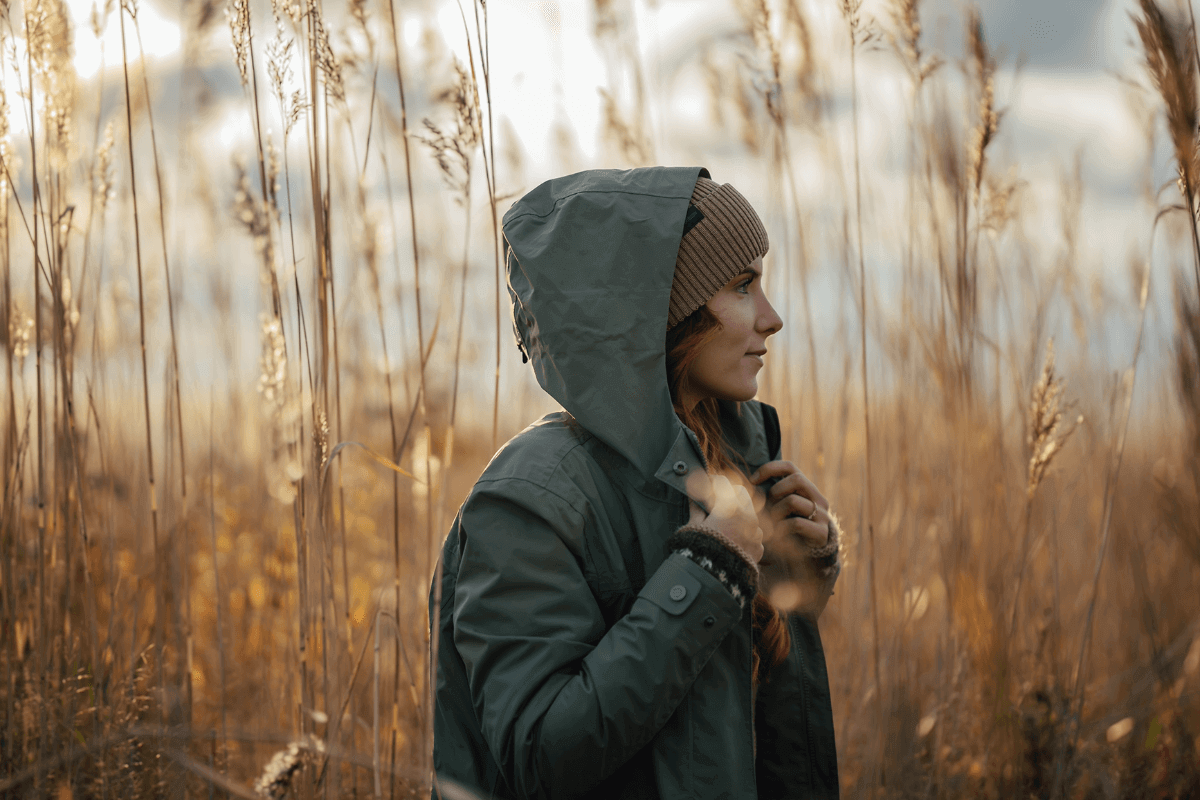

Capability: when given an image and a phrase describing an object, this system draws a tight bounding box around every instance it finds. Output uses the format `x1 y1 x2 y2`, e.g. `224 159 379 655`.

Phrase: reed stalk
467 0 503 452
209 393 228 759
1051 261 1151 796
118 0 167 740
128 7 193 728
840 0 884 785
385 0 434 783
21 5 49 778
374 607 383 800
745 0 825 474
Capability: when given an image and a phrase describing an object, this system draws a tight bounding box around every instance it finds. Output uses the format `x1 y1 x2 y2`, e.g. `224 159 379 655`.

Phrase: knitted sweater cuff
667 525 759 609
808 513 841 579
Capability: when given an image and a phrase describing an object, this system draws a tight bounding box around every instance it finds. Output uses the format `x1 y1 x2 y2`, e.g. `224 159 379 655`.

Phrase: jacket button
669 584 687 602
673 460 688 475
704 616 716 628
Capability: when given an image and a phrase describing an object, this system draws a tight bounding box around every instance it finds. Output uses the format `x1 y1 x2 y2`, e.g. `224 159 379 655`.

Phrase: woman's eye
737 278 754 294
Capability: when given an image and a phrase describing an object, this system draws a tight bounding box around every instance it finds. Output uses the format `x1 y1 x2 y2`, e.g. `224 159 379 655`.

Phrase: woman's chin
721 379 758 402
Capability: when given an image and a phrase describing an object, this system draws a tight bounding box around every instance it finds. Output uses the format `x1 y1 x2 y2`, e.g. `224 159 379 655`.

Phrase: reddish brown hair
666 306 791 686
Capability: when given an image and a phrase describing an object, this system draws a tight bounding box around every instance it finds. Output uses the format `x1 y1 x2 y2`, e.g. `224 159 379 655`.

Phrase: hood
503 166 711 492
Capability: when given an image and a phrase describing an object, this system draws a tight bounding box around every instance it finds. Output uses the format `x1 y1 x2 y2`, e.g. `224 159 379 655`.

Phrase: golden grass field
1 0 1198 797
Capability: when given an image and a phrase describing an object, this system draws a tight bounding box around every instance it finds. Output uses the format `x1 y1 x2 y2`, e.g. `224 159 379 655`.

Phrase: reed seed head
889 0 921 68
315 405 329 472
420 58 481 200
8 304 33 362
967 8 998 203
285 90 306 137
232 160 276 282
89 0 115 39
26 0 76 168
266 11 293 107
253 734 325 799
1134 0 1198 196
266 137 280 212
840 0 863 36
258 312 287 408
227 0 250 89
1027 338 1081 499
739 0 784 128
982 168 1021 233
888 0 940 85
258 311 300 503
93 120 115 211
310 4 345 105
0 81 10 216
598 87 652 166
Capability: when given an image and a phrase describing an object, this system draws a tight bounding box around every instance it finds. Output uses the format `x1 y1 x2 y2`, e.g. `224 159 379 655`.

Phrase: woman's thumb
685 471 715 510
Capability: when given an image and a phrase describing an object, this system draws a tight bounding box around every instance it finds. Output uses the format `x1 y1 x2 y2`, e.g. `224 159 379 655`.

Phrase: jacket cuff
667 526 759 609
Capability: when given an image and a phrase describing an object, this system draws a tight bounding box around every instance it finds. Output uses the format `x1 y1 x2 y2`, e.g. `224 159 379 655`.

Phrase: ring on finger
805 499 818 520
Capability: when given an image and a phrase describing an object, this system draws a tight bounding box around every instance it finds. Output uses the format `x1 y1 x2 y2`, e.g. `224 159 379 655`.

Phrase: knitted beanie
668 177 770 330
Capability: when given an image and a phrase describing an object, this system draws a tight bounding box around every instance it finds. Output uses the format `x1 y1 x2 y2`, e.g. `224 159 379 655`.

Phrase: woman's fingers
767 519 828 555
750 461 835 551
769 492 818 522
763 497 829 546
766 473 824 509
764 514 828 549
785 516 830 548
749 460 796 485
768 472 828 510
752 460 829 510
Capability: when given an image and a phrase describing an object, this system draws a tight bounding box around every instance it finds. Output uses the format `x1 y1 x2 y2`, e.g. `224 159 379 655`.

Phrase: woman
431 167 841 800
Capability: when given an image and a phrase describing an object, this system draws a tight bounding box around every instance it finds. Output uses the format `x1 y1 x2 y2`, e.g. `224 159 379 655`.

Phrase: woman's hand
749 460 831 550
685 472 764 565
748 460 839 617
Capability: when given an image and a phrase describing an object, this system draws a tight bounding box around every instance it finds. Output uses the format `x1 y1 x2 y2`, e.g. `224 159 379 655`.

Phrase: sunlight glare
67 0 182 80
436 0 605 163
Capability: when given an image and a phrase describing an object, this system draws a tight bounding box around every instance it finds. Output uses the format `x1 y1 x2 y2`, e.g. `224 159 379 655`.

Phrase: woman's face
682 257 783 410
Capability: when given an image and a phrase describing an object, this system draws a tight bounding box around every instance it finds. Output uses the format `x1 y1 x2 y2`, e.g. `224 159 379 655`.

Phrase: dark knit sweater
667 514 842 610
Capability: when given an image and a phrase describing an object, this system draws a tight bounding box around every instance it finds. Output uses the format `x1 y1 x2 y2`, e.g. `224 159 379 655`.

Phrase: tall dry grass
0 0 1197 798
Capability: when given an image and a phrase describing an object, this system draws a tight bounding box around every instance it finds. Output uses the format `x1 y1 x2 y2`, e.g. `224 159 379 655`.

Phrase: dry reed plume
0 0 1195 798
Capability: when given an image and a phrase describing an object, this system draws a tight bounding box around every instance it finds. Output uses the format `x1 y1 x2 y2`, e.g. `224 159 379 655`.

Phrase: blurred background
1 0 1198 797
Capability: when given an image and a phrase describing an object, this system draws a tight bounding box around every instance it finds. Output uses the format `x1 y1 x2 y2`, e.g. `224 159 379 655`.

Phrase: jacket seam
471 474 588 528
791 615 816 793
575 424 682 506
504 187 693 225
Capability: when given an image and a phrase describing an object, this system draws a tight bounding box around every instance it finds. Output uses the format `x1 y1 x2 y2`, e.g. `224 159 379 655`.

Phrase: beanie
668 177 770 330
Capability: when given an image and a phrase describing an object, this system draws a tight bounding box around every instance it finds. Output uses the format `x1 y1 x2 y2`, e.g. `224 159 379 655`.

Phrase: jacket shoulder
471 412 602 509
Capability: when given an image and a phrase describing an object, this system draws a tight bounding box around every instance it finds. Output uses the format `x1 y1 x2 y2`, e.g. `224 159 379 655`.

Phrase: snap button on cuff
669 584 687 602
703 616 716 628
672 461 688 475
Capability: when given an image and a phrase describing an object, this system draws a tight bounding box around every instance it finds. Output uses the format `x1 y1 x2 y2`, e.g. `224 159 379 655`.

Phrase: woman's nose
758 295 783 337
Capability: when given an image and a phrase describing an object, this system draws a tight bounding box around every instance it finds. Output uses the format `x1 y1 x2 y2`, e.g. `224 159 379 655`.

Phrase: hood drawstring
515 326 529 364
505 239 530 364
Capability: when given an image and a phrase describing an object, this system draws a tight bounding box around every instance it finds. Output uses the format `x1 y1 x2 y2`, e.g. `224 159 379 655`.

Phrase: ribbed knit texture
668 177 770 329
668 525 760 611
810 515 841 579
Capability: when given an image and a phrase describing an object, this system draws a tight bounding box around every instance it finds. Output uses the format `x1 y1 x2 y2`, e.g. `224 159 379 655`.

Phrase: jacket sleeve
452 478 744 800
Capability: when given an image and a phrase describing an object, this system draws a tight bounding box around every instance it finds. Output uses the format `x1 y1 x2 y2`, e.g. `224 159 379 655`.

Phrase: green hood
503 166 711 491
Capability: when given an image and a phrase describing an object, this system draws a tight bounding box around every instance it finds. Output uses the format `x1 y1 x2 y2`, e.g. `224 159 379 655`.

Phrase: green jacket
430 167 839 799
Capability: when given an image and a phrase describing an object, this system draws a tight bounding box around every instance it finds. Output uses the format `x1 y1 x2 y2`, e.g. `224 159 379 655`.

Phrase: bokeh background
1 0 1198 797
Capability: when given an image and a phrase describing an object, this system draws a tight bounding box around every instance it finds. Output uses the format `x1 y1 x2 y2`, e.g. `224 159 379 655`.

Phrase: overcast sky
8 0 1182 405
